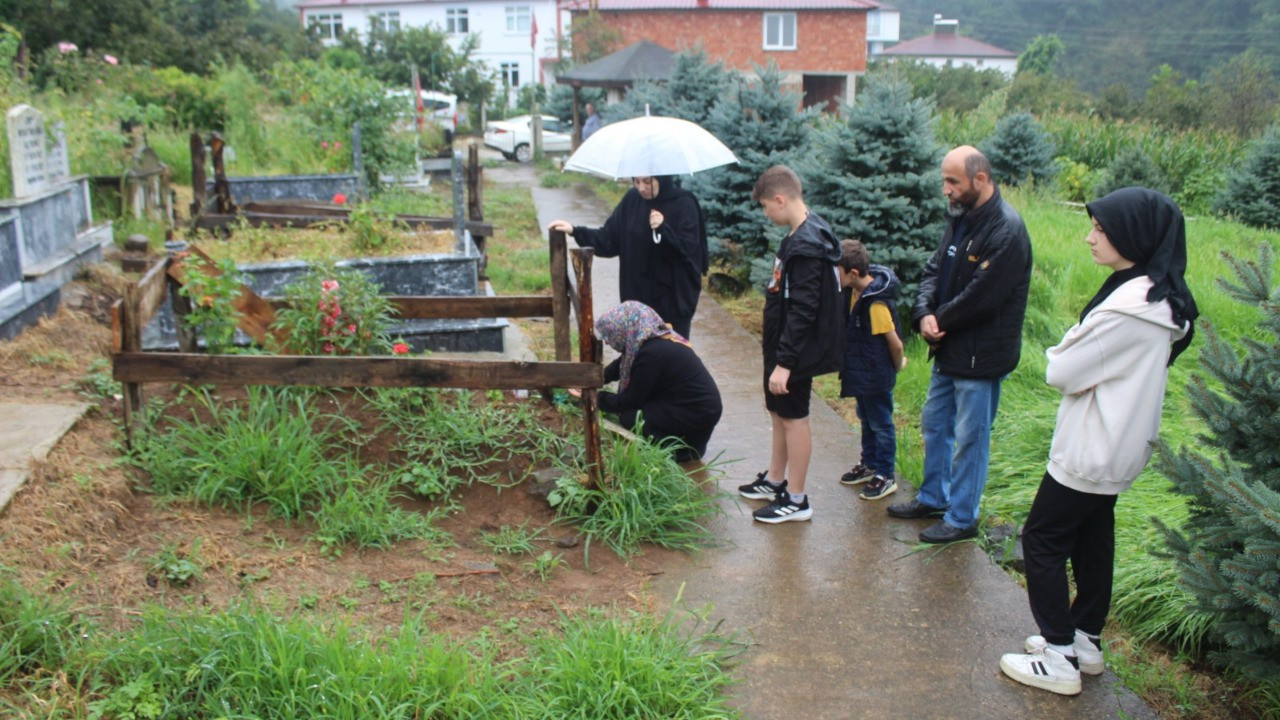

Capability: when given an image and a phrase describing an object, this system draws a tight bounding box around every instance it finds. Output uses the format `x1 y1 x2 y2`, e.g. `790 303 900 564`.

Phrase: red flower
323 342 336 354
323 316 336 327
321 279 339 293
321 140 330 150
333 193 347 205
392 342 409 355
345 324 357 334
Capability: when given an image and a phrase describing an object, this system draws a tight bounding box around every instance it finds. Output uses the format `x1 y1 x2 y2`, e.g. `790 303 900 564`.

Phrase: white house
879 15 1017 76
865 5 900 57
294 0 568 93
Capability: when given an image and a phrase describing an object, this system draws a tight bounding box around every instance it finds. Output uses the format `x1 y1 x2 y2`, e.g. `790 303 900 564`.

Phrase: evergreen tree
806 73 945 306
981 112 1057 187
600 77 671 122
686 63 817 289
1092 147 1171 200
1213 125 1280 230
664 49 732 126
1154 245 1280 680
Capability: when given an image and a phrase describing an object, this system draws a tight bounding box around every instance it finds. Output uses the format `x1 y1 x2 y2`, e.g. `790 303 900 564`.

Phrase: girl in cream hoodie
1000 188 1199 696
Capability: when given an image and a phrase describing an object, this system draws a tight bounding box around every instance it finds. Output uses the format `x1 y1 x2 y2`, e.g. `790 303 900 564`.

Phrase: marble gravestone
6 105 68 198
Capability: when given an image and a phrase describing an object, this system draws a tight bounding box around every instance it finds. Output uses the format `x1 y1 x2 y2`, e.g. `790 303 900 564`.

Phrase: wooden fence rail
112 230 604 485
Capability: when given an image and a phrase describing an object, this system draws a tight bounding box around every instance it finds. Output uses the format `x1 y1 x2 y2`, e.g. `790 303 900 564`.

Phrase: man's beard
946 188 980 218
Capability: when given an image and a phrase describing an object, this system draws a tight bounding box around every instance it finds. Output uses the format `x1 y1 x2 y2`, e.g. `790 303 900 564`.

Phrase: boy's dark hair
839 238 870 274
752 165 803 203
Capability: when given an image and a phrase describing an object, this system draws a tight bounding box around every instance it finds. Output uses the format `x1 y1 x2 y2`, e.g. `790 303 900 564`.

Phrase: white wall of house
907 55 1017 76
301 0 567 93
865 9 900 56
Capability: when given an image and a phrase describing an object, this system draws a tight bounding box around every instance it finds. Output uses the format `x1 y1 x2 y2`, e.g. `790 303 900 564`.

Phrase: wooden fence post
189 133 206 221
571 247 602 487
120 285 143 449
467 144 487 280
549 229 571 362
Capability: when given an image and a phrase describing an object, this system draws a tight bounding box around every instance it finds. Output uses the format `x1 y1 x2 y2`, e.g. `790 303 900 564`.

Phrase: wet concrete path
496 161 1155 719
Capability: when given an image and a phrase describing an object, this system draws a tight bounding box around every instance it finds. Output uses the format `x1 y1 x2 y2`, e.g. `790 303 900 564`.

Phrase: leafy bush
1052 156 1101 203
178 256 244 353
806 73 944 308
981 112 1057 187
1092 146 1171 200
272 265 395 355
1155 245 1280 680
1213 125 1280 229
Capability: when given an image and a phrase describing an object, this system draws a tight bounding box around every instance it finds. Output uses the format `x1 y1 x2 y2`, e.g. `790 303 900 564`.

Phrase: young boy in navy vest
836 239 907 501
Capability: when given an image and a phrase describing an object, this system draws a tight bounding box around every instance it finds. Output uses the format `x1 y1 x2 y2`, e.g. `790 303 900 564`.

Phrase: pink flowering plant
272 264 397 355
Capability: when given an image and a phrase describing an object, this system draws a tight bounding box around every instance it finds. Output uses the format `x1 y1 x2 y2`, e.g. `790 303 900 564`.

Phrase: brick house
561 0 888 110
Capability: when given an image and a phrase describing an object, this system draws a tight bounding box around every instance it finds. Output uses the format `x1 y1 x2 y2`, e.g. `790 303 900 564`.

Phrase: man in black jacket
887 146 1032 544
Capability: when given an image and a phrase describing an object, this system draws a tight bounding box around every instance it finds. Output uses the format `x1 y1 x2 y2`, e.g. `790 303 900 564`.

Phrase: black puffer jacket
913 187 1032 379
763 212 844 379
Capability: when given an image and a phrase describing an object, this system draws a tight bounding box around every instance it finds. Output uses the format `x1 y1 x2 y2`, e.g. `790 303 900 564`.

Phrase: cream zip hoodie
1045 276 1189 496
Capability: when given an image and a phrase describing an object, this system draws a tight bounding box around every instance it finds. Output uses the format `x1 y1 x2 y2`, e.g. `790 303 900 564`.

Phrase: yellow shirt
850 290 896 336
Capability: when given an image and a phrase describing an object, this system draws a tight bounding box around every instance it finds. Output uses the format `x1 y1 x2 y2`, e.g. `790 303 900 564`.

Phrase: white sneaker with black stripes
752 495 812 524
1000 646 1082 696
1024 630 1104 675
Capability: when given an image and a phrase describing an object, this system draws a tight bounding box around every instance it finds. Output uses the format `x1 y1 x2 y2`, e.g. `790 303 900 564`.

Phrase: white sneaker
1024 630 1104 675
1000 647 1083 696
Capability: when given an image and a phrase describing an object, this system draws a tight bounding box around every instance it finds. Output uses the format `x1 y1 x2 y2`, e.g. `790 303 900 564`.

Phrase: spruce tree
806 73 945 306
686 63 817 288
1154 245 1280 680
981 112 1057 187
1092 146 1171 200
1213 125 1280 230
600 77 672 122
665 49 732 126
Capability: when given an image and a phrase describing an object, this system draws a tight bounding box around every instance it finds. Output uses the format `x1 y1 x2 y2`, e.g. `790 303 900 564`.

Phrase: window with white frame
371 11 400 33
500 62 521 88
506 5 532 33
307 13 344 40
446 8 469 33
867 11 881 37
763 12 796 50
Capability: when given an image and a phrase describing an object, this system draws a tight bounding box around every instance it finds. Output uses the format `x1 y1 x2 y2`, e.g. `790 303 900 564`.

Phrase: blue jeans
854 392 896 478
916 367 1003 529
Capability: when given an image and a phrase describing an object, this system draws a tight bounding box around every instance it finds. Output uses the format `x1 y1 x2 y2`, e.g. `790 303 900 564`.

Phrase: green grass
477 522 543 555
550 429 725 559
0 578 739 719
484 183 550 295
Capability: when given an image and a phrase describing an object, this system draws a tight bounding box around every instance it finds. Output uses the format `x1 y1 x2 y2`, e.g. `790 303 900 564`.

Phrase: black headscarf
1083 187 1199 365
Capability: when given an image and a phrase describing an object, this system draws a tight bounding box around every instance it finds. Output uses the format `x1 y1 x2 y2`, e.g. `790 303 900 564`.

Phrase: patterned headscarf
595 301 689 391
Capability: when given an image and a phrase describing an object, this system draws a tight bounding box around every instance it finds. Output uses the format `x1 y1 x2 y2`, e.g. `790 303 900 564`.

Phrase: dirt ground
0 262 676 645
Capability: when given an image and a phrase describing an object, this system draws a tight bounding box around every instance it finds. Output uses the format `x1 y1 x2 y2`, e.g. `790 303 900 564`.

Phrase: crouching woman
593 301 722 463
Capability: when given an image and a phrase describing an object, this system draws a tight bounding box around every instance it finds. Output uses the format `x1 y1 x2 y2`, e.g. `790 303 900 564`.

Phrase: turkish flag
531 12 537 49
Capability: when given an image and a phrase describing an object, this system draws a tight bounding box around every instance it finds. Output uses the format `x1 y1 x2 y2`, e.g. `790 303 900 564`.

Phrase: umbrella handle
652 230 662 244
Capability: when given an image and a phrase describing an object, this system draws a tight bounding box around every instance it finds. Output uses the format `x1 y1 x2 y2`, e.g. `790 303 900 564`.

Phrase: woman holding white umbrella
548 111 735 339
549 174 705 337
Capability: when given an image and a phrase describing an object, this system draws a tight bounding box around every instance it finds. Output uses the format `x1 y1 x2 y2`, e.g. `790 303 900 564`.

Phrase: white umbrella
563 113 738 180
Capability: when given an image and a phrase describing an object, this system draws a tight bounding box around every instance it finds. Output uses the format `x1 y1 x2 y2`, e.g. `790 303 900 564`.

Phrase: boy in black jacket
737 165 844 523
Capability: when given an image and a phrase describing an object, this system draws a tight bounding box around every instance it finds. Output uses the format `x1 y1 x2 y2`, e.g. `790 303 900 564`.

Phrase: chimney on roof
696 0 709 6
933 14 958 35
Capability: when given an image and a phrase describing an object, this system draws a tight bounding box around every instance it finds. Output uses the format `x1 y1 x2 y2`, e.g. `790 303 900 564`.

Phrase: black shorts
763 364 812 419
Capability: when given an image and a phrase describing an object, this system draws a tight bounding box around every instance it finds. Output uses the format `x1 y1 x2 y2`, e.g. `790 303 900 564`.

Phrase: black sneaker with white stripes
752 495 812 524
840 463 876 485
738 471 786 501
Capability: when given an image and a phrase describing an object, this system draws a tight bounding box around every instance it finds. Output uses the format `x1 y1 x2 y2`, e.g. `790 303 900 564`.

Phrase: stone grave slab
0 402 91 513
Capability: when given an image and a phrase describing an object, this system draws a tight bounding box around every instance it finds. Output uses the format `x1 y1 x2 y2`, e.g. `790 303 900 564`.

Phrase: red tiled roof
562 0 880 10
880 32 1015 58
296 0 430 7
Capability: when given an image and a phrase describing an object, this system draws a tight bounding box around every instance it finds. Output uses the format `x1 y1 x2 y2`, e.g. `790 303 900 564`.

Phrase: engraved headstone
46 122 69 184
6 104 50 198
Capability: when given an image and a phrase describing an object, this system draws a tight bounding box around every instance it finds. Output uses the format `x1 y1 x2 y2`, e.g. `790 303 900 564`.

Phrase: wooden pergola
555 40 676 147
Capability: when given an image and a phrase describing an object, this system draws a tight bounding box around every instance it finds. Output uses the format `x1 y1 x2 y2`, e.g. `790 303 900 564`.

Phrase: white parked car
387 89 458 142
484 115 572 163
